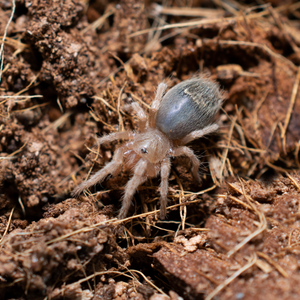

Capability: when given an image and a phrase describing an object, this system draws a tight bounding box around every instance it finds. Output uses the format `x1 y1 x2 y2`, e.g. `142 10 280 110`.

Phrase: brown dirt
1 0 300 299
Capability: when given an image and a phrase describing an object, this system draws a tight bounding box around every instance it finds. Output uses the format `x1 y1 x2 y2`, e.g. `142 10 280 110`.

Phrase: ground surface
1 0 300 299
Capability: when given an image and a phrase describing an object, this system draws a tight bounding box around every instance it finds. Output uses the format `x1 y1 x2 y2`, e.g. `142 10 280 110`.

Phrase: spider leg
172 146 201 183
72 146 126 197
123 102 147 131
180 123 219 145
118 159 148 219
98 131 133 146
160 157 171 219
149 82 168 127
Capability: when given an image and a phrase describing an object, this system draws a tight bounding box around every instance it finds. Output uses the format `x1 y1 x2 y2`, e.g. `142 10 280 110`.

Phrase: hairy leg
149 82 168 127
159 157 171 219
118 159 148 219
123 102 147 131
98 131 133 146
180 124 219 145
172 146 201 183
72 146 127 197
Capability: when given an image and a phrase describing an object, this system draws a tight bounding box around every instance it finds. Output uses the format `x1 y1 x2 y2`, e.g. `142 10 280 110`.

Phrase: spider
72 77 223 219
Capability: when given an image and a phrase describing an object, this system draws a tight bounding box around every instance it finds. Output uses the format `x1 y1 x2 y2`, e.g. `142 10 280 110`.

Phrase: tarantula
72 78 223 219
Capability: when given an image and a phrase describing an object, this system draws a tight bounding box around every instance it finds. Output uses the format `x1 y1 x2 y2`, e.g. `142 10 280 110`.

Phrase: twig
212 0 239 15
129 10 266 38
173 171 187 231
0 141 28 161
130 93 151 110
0 207 15 245
43 111 73 133
117 81 127 132
281 66 300 139
205 253 257 300
18 196 26 216
227 179 267 257
45 218 118 245
265 160 294 173
0 36 28 51
0 95 43 99
256 251 288 278
74 252 92 291
220 116 237 182
206 39 296 71
228 195 253 211
285 172 300 191
152 4 224 18
0 0 16 83
81 6 116 34
85 134 101 181
253 91 268 130
93 96 118 113
12 102 49 113
65 269 167 296
131 2 300 39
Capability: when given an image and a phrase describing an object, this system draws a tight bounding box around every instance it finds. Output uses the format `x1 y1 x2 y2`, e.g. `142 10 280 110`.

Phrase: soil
1 0 300 299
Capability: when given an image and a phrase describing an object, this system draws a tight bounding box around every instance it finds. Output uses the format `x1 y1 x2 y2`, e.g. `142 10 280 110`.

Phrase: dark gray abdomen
155 78 222 140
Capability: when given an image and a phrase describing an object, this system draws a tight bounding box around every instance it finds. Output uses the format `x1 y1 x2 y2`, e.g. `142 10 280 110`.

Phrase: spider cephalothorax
72 78 223 219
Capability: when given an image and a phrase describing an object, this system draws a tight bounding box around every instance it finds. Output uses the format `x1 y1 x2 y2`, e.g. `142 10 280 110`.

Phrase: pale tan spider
72 78 223 219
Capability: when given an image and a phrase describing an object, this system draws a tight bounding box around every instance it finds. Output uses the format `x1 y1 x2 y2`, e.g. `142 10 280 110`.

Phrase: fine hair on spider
72 76 224 219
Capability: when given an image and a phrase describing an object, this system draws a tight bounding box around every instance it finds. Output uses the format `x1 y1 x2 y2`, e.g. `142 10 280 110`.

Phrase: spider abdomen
155 78 223 140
